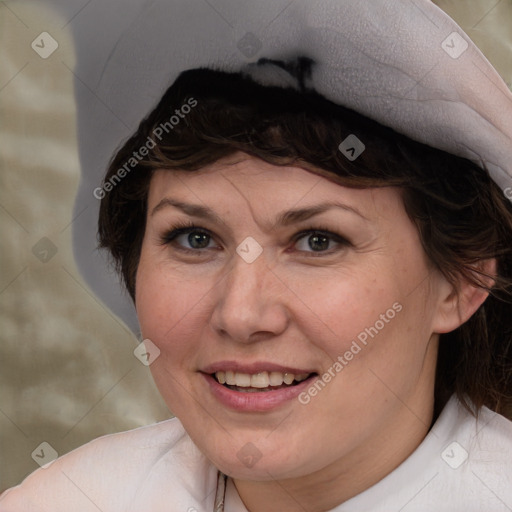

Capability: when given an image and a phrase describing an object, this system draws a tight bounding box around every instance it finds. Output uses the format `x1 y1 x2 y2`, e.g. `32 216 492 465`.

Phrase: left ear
432 258 497 334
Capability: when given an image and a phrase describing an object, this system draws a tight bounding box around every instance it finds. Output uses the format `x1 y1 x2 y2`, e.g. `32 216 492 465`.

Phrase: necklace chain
214 471 227 511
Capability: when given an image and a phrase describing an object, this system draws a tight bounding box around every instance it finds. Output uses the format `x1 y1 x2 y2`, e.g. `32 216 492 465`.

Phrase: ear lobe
432 258 497 334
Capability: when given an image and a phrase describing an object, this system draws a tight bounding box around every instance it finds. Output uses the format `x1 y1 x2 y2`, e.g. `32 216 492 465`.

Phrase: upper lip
201 361 317 375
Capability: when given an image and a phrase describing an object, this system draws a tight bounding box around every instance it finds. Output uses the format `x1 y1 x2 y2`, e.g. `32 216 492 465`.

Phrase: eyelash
159 220 351 256
159 221 217 253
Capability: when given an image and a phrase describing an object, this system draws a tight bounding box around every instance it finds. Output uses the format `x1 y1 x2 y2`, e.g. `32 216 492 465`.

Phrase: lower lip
201 373 318 412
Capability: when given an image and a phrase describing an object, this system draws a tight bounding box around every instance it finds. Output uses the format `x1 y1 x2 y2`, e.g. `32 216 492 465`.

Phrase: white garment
1 396 511 511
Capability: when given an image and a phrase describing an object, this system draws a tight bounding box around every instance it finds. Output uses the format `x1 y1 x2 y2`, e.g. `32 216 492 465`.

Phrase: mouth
211 370 317 393
200 362 319 411
201 364 319 411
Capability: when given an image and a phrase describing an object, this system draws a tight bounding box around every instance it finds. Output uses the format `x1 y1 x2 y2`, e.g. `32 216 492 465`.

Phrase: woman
2 1 511 511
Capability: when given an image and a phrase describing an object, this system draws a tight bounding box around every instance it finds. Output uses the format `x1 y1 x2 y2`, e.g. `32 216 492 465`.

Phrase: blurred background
1 0 511 493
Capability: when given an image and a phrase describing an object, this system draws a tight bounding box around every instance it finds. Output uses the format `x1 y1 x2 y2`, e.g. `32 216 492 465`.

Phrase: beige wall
0 0 510 492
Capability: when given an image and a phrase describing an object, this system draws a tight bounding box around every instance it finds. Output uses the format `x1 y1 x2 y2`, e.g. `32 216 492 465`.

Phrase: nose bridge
211 248 288 341
223 248 273 314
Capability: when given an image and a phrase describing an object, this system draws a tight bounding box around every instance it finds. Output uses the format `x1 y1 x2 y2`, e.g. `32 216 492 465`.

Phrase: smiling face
135 152 451 487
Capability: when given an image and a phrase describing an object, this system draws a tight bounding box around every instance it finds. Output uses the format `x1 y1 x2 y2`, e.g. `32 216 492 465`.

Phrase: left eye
294 231 347 253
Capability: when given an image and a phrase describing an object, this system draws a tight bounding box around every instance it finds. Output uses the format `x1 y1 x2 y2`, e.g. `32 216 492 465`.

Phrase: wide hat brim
48 0 512 332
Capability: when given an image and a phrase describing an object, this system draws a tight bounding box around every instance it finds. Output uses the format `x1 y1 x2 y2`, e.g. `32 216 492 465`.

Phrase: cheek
288 260 434 385
135 259 213 412
278 264 399 355
135 255 208 356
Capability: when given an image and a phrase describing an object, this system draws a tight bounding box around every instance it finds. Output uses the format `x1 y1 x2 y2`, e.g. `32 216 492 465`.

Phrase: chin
215 455 306 481
201 436 315 481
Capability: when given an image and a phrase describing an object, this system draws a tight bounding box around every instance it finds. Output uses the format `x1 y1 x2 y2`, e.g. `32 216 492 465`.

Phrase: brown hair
98 66 512 418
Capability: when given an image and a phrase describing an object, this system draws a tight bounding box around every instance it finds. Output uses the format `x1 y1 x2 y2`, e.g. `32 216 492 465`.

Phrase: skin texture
135 152 490 512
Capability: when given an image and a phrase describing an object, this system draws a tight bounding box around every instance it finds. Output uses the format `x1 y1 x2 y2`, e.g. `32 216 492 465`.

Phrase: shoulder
341 397 512 512
0 418 218 512
418 398 512 510
444 398 512 464
458 401 512 477
432 398 512 510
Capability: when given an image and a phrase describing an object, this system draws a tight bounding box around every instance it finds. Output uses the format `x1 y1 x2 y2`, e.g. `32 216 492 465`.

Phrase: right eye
161 224 219 253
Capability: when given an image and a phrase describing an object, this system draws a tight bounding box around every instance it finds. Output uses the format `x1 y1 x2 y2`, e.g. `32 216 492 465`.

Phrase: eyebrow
150 198 369 226
151 198 227 225
277 201 368 224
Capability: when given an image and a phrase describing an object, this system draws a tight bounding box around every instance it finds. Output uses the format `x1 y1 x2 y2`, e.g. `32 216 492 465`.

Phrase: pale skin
135 152 491 512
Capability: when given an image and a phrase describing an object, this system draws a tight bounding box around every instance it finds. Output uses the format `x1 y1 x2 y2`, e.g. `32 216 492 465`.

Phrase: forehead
147 153 403 221
150 155 322 204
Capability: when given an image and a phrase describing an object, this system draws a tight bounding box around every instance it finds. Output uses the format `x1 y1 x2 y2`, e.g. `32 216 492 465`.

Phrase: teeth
251 372 269 388
214 371 311 388
236 373 251 387
269 371 284 386
283 373 294 385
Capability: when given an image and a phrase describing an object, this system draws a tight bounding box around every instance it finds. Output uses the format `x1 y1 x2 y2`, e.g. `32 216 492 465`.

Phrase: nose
210 248 290 343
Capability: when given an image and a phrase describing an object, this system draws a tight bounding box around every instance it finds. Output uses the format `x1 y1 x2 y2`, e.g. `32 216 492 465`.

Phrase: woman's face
136 152 450 481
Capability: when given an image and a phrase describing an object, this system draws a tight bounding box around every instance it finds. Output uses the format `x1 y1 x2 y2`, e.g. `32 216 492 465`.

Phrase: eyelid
160 221 351 257
291 226 352 255
292 225 350 243
159 222 219 250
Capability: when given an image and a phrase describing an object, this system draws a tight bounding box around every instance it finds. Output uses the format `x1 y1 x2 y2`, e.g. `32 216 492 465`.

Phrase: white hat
52 0 512 332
